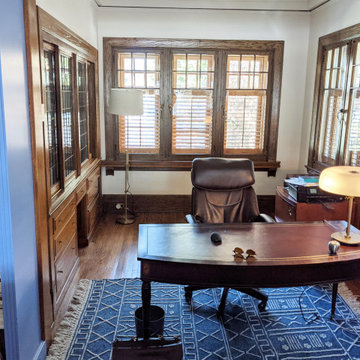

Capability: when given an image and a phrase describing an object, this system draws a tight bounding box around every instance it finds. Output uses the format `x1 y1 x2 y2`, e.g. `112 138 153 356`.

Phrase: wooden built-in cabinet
49 167 101 317
24 3 101 343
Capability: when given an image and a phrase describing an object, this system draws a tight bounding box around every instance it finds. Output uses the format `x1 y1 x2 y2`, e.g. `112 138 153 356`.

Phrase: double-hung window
104 38 283 174
309 24 360 170
172 52 214 154
116 52 161 153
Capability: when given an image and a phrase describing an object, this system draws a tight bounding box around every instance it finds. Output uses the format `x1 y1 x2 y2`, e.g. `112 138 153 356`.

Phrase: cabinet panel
87 169 100 205
88 195 99 238
296 201 348 221
76 181 87 204
275 192 296 221
275 186 348 223
54 211 76 259
54 236 78 300
53 194 76 238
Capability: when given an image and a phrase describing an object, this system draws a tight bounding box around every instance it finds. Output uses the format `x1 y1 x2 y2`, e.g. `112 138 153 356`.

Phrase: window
41 33 98 199
116 52 160 153
225 55 268 154
172 53 214 154
104 38 283 173
309 24 360 170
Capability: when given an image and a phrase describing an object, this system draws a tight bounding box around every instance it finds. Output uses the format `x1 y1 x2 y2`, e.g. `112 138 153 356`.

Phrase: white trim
33 341 47 360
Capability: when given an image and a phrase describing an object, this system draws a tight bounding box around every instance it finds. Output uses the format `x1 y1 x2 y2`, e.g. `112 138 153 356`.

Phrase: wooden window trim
308 23 360 171
104 38 283 175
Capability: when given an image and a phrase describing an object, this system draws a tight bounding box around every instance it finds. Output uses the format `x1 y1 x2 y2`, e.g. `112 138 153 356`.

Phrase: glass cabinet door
44 47 61 193
77 61 89 163
60 54 75 178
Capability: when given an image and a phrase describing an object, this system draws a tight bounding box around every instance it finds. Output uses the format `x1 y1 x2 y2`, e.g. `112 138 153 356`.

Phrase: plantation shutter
318 45 348 165
116 52 160 153
345 41 360 166
172 53 214 154
224 55 268 154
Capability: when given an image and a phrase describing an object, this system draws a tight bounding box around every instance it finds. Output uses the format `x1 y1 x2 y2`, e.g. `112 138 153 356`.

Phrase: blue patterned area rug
47 279 360 360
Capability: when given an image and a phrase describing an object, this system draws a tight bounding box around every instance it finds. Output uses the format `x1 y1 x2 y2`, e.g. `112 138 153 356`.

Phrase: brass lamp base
331 231 360 245
116 212 136 225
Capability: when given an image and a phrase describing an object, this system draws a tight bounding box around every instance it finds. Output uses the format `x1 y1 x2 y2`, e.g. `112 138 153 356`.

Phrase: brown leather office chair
185 157 274 315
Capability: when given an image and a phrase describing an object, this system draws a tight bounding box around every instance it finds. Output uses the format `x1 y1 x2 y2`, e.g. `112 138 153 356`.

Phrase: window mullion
212 50 226 156
160 49 172 160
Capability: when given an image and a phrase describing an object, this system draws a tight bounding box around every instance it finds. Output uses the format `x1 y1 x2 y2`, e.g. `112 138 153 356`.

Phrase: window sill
101 159 280 176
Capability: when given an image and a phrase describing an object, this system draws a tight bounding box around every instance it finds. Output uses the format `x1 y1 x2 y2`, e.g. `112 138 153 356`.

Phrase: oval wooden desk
137 221 360 339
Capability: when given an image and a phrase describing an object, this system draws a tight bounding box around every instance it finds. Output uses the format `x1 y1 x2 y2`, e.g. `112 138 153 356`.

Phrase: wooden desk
138 221 360 338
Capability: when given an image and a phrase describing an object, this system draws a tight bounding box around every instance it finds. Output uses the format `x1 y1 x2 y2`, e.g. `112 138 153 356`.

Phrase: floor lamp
109 88 143 225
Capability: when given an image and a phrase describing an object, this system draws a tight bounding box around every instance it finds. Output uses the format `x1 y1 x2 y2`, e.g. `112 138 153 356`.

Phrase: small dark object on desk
210 232 222 244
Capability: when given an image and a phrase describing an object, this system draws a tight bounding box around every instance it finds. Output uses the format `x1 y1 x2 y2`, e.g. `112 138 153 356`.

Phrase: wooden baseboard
102 194 275 216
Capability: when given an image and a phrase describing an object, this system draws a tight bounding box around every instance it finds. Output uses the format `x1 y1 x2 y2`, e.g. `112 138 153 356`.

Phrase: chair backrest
190 157 260 223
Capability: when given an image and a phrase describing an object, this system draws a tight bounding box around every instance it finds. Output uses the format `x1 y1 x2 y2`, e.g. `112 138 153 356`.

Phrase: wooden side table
275 185 349 222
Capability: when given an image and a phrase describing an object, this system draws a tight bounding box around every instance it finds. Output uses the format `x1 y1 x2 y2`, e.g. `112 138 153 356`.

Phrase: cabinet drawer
87 171 99 205
52 195 76 238
88 195 99 234
54 211 76 259
55 236 78 297
296 201 348 221
275 194 296 222
76 181 87 204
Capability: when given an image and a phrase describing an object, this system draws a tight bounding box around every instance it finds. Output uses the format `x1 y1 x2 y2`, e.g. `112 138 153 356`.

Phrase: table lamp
319 166 360 244
109 88 143 225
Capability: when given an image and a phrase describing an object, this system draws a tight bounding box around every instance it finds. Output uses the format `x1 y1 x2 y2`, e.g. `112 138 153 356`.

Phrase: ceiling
93 0 330 11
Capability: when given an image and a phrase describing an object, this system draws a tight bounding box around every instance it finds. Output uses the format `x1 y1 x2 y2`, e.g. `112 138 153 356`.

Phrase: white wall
299 0 360 170
36 0 98 48
98 8 310 195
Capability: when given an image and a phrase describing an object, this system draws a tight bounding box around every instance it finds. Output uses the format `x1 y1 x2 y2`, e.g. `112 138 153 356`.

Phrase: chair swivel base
184 286 268 315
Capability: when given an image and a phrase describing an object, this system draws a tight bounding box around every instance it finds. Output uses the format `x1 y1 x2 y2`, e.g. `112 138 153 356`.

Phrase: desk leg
142 280 151 339
331 283 338 316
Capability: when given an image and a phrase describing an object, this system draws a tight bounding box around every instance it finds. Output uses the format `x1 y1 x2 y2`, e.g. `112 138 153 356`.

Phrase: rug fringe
338 282 360 316
46 279 92 360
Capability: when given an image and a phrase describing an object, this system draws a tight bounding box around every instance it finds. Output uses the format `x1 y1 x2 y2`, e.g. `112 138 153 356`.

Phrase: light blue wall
0 0 46 359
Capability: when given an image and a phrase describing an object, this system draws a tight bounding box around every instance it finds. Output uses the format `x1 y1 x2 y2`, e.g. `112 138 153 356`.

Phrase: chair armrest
254 213 275 223
185 214 197 224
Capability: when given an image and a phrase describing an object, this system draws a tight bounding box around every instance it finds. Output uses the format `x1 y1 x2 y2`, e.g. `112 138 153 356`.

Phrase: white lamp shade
109 88 143 116
319 166 360 197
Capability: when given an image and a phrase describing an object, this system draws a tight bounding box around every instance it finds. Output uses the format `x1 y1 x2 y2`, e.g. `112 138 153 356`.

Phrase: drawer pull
57 270 64 274
288 208 293 217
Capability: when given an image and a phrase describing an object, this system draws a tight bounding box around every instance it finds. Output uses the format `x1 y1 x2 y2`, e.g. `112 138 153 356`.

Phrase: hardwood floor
78 212 186 280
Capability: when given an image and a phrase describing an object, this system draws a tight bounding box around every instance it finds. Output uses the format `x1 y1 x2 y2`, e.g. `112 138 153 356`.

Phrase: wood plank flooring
77 211 360 302
78 212 186 280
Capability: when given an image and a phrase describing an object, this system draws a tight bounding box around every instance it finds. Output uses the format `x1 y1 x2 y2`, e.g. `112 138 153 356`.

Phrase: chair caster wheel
258 301 267 311
185 289 192 304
